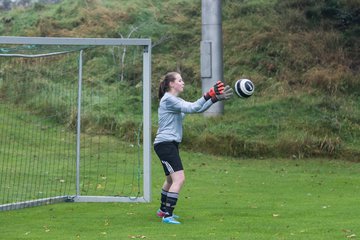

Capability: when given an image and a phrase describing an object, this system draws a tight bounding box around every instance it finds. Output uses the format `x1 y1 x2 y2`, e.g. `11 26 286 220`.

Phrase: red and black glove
204 81 224 101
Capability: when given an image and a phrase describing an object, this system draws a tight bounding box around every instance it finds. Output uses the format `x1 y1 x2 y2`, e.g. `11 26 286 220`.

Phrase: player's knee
177 175 185 186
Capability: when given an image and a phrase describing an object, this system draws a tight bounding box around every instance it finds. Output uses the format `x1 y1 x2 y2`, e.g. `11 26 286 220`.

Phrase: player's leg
154 141 183 224
168 170 185 193
162 175 172 191
157 174 182 219
156 176 172 217
166 170 185 216
162 170 184 224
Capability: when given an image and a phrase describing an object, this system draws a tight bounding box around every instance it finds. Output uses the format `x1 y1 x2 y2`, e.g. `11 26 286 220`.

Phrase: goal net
0 37 151 211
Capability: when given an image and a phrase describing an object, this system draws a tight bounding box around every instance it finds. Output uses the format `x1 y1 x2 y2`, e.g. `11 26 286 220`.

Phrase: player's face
171 74 184 95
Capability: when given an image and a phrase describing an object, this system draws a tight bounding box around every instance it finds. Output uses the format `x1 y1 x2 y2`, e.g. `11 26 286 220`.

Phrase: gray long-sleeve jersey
154 92 214 144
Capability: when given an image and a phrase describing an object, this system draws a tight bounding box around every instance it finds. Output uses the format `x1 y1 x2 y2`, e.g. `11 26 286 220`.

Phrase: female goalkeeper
154 72 233 224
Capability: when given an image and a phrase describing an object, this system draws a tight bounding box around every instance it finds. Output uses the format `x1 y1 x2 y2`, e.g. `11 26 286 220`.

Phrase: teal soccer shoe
162 216 181 224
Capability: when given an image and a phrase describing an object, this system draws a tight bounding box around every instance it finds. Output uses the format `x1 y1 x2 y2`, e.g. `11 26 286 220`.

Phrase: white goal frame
0 36 152 209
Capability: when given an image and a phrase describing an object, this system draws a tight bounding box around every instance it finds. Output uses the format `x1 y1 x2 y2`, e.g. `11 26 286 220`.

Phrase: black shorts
154 141 183 176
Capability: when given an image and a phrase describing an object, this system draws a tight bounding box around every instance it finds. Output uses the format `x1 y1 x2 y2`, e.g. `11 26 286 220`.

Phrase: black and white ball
234 79 255 98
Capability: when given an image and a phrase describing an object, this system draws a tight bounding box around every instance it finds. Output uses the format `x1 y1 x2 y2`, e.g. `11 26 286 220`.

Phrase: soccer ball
234 79 254 98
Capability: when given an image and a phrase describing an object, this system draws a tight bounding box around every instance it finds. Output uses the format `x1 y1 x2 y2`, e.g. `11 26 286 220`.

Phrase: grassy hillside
0 0 359 160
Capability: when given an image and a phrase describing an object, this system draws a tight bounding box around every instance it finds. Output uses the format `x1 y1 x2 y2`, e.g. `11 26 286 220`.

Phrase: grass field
1 152 359 240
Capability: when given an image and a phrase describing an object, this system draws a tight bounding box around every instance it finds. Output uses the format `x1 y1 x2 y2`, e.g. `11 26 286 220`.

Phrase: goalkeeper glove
204 81 224 100
211 85 234 102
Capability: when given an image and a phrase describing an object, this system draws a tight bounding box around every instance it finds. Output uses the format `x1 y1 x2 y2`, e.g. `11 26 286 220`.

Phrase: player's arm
165 81 221 113
165 81 232 113
165 96 209 113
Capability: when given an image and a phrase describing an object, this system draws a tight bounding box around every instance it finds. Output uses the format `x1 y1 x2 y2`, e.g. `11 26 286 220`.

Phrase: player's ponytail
158 80 167 100
158 72 178 100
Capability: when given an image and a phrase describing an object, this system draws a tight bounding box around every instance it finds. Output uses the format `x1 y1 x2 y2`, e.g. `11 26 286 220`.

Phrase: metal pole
0 36 150 46
143 44 152 202
76 50 83 197
201 0 224 116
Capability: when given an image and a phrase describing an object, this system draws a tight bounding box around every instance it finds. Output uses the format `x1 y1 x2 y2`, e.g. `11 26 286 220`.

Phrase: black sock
164 192 178 218
160 189 168 212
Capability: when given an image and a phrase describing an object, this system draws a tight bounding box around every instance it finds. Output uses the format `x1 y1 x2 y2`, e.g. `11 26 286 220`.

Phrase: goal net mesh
0 44 146 210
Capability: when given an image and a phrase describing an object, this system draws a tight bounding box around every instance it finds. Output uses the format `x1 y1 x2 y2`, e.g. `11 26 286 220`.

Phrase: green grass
1 154 359 239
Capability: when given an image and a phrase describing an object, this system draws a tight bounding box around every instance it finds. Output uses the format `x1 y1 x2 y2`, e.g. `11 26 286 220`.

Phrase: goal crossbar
0 36 150 46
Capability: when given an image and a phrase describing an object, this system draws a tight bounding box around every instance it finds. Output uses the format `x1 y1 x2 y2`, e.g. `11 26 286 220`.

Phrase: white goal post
0 36 152 210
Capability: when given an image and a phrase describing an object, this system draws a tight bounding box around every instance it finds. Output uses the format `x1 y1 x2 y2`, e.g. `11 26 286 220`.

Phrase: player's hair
158 72 179 100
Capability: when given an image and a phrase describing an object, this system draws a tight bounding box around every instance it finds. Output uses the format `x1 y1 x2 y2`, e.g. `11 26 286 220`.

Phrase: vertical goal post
0 36 152 210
